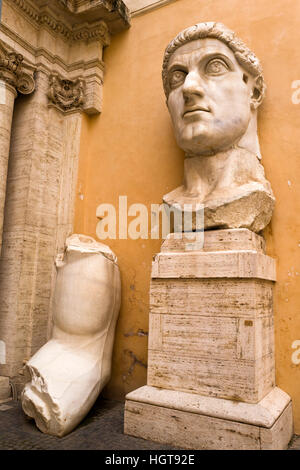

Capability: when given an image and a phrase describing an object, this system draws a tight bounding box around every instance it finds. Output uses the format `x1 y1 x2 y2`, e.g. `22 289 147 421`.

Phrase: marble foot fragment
21 234 121 437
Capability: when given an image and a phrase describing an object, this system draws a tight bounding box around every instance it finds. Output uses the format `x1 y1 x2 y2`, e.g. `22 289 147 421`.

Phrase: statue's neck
183 146 261 200
238 109 261 159
183 111 261 197
183 148 236 196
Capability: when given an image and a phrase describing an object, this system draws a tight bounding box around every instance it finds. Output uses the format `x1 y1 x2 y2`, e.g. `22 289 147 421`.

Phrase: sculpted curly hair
162 22 266 102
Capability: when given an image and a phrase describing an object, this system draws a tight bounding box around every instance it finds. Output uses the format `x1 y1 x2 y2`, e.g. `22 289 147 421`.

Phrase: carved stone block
47 73 85 114
148 230 276 403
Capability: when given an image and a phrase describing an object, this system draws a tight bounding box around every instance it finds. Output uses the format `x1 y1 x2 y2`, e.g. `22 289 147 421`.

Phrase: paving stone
0 396 298 450
0 397 179 450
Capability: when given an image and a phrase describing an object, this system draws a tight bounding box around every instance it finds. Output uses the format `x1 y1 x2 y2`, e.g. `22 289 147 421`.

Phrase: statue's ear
251 75 265 109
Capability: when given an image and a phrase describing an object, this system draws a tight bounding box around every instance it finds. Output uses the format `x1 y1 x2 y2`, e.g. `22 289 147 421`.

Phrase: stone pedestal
124 229 293 450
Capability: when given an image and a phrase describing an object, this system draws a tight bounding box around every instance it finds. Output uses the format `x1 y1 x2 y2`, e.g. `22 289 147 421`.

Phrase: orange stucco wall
74 0 300 433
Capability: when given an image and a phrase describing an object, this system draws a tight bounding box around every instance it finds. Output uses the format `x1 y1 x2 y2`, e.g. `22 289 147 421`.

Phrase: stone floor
0 397 299 450
0 397 179 450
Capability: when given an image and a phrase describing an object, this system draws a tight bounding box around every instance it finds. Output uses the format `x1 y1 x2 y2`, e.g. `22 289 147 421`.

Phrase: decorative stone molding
37 14 110 46
8 0 130 40
2 0 129 114
57 0 77 12
58 0 127 15
72 21 110 45
48 73 85 113
0 41 35 95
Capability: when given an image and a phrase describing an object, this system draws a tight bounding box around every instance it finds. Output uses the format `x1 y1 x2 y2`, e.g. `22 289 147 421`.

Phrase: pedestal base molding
125 386 293 450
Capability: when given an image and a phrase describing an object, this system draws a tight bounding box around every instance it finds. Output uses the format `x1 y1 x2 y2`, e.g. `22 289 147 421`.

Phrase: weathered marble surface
161 228 266 253
162 22 275 232
151 250 276 281
21 235 121 437
163 148 275 233
125 386 293 450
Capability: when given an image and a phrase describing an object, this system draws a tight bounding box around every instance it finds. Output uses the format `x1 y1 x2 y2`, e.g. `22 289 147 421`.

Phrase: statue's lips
183 107 211 118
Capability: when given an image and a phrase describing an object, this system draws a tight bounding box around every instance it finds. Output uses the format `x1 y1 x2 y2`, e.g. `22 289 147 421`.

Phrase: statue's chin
176 121 250 157
179 142 234 157
184 147 221 157
177 133 247 157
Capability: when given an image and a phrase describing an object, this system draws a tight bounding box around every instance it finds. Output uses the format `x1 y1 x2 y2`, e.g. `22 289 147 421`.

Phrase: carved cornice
38 15 110 46
47 73 85 113
57 0 77 12
11 0 110 45
8 0 129 43
0 41 35 94
2 0 130 114
72 21 110 43
57 0 116 13
57 0 130 26
0 22 105 75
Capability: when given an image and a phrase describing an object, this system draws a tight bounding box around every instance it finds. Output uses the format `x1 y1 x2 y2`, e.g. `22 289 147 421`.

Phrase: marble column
0 80 16 251
0 41 35 253
0 42 35 395
0 42 35 399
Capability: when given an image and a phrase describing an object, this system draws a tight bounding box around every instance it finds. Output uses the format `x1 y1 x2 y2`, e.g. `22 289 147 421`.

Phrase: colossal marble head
162 22 266 157
162 22 275 233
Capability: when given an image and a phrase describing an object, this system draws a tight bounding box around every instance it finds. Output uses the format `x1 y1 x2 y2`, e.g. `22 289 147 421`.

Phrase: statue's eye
206 59 229 75
169 70 186 89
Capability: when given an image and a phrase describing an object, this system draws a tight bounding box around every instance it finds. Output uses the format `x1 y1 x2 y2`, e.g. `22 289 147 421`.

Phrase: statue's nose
182 71 205 100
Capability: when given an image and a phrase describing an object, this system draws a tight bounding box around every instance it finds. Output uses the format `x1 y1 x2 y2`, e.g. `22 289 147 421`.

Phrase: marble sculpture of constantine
162 22 274 233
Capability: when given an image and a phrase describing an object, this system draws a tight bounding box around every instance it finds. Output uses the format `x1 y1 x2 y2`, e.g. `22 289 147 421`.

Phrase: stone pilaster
0 41 35 252
0 81 16 252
